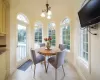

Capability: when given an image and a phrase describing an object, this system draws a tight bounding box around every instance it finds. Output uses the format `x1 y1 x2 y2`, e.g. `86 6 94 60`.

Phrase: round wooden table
38 47 61 72
38 47 61 56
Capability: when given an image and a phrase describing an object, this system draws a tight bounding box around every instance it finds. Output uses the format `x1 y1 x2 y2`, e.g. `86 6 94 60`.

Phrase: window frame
61 26 70 50
34 27 43 44
34 21 43 48
60 18 70 50
79 28 91 71
17 13 29 24
80 28 89 62
48 22 56 47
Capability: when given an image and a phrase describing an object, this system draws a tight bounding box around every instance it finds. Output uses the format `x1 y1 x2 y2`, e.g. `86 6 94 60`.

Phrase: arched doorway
16 13 29 66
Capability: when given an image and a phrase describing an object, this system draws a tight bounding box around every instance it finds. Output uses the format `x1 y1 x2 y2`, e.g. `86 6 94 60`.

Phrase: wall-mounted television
78 0 100 27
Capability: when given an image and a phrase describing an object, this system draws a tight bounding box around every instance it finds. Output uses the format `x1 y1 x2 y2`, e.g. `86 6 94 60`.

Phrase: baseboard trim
10 68 16 76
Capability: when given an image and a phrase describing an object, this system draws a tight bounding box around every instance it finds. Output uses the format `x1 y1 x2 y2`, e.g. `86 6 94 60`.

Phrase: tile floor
9 63 82 80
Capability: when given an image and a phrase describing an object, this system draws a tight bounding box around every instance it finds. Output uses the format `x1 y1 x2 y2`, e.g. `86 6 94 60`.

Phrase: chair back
56 50 67 68
40 43 45 47
31 49 37 64
59 44 66 51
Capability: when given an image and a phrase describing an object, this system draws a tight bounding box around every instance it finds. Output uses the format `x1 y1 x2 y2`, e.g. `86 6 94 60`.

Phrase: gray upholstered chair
59 44 66 51
31 49 45 77
47 50 67 80
40 43 45 47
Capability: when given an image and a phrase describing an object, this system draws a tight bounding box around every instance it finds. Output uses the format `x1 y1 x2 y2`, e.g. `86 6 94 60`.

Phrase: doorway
16 24 28 67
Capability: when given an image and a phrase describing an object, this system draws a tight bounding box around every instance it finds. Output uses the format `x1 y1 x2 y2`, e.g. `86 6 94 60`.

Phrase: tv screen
78 0 100 27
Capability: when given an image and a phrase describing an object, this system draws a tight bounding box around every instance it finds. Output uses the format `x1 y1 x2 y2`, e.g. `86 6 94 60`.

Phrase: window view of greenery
48 22 56 46
80 28 88 61
35 28 42 44
48 29 56 46
18 26 26 43
62 26 70 50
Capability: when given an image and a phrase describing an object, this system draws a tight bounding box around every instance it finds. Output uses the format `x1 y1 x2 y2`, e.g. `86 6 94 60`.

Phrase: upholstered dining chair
40 43 45 47
47 50 67 80
31 49 45 77
59 44 66 51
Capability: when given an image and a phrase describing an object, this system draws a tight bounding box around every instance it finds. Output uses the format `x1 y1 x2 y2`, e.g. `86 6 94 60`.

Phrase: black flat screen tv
78 0 100 27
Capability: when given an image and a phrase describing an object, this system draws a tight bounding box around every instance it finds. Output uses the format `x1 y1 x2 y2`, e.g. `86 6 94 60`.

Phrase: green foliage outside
62 26 70 50
48 30 56 46
18 29 26 43
35 28 42 43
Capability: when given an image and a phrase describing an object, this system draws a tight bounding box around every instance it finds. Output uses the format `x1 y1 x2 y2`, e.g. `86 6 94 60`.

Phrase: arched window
61 18 70 50
48 22 56 46
34 21 43 47
17 13 29 24
80 28 88 61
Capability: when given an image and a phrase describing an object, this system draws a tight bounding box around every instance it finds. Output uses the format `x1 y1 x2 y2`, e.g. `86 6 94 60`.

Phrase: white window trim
48 29 56 46
60 26 70 50
78 56 89 69
34 27 43 49
79 28 91 73
48 22 56 47
79 28 89 62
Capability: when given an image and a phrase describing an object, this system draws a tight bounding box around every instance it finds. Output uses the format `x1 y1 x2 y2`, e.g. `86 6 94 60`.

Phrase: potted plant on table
44 37 52 50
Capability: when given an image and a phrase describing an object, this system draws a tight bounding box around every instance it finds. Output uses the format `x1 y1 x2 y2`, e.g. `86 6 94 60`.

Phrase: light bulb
48 10 52 15
41 12 45 17
47 16 51 19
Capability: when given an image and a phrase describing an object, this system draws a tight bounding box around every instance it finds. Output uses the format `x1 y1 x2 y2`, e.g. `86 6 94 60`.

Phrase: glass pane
83 43 86 51
86 53 88 61
39 36 42 39
67 41 70 45
18 25 26 43
86 43 88 52
68 35 70 40
61 26 70 50
86 33 88 42
83 34 86 42
39 39 42 43
67 45 70 50
83 52 86 58
35 28 42 44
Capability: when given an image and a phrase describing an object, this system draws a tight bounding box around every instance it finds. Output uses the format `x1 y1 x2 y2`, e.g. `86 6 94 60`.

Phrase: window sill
67 49 70 52
64 49 70 53
78 57 89 69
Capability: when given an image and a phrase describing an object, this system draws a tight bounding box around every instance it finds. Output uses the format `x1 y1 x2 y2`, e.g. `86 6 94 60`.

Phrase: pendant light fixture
41 0 52 19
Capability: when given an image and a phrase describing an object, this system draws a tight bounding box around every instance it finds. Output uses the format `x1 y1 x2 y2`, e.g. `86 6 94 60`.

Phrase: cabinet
0 1 6 35
0 52 7 80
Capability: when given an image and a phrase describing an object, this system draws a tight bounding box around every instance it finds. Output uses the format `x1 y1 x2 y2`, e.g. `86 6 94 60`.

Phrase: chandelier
41 0 52 19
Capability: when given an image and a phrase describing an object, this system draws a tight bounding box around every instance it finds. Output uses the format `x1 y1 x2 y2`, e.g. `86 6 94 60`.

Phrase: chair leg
41 61 43 64
47 62 49 73
62 65 65 76
34 65 36 77
31 65 32 69
55 69 57 80
44 56 47 73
